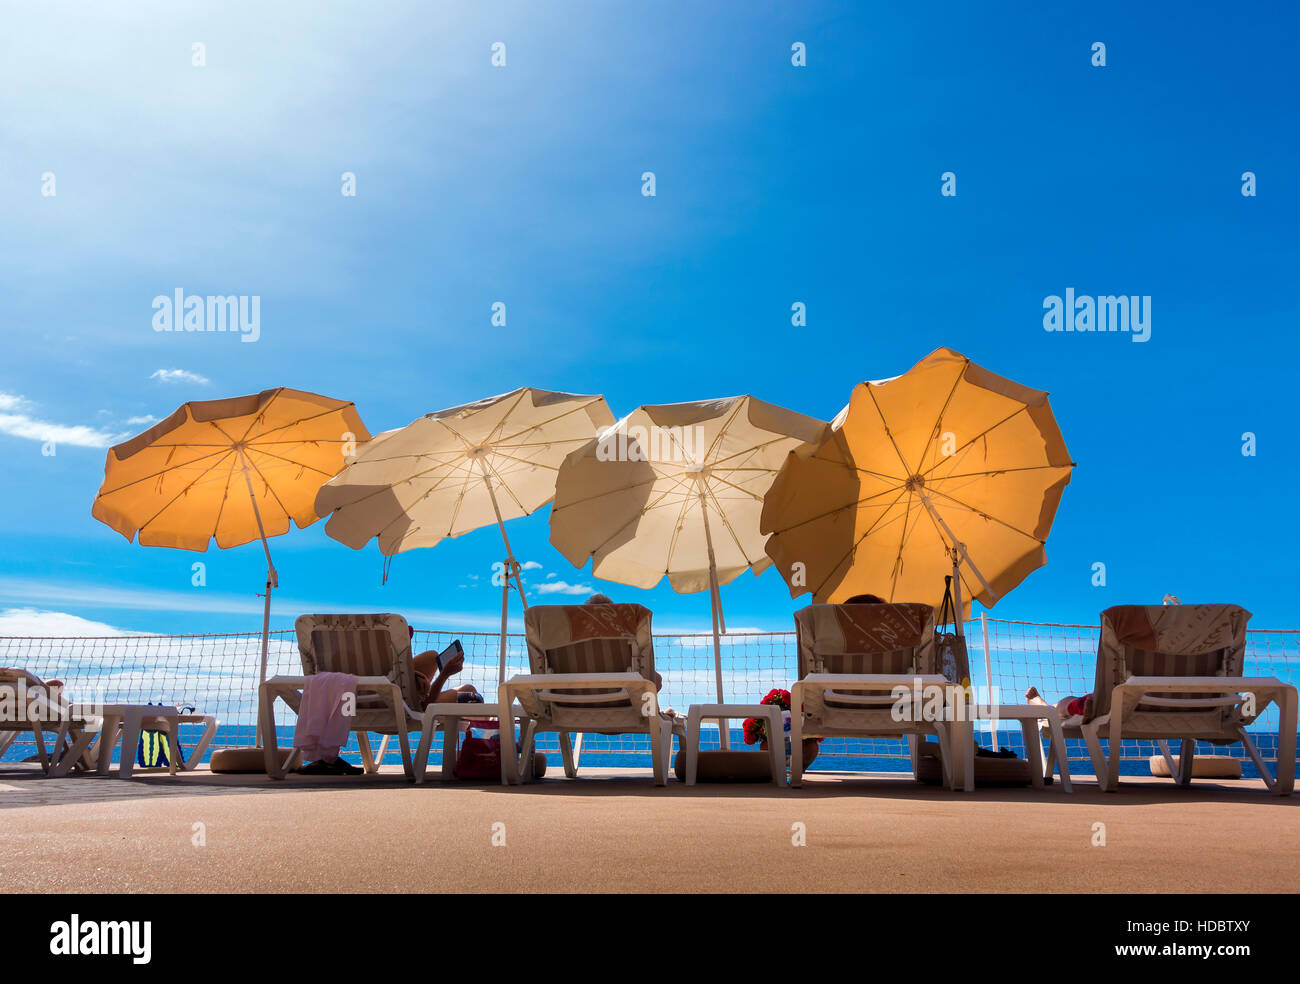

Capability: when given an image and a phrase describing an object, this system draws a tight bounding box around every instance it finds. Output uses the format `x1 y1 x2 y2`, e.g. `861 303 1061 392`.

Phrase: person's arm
425 652 465 705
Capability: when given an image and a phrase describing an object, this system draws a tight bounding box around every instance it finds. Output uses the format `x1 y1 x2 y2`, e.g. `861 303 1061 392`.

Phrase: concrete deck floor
2 765 1296 893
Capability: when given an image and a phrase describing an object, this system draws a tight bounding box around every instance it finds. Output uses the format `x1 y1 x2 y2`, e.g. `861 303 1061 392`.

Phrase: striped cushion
1127 647 1229 708
821 648 916 676
547 638 636 707
310 628 394 677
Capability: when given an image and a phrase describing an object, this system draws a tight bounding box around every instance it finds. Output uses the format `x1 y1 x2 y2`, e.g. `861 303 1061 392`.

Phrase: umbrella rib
243 445 341 478
94 447 240 496
695 400 747 466
208 454 240 547
552 476 659 511
769 479 906 535
444 459 479 536
705 472 765 503
480 455 530 516
865 385 914 476
240 401 357 445
925 486 1045 543
918 359 969 477
929 462 1072 482
810 486 909 599
130 450 237 539
887 488 924 601
241 452 294 531
920 406 1032 479
703 481 758 567
489 397 608 449
708 434 793 469
661 485 699 577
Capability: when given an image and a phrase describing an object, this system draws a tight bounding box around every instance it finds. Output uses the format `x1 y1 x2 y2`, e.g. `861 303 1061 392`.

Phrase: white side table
685 704 786 787
58 704 191 779
415 702 526 783
948 704 1073 793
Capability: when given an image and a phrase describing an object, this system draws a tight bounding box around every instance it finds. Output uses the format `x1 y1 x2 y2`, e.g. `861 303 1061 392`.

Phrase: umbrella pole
950 549 965 639
917 492 997 621
478 465 529 685
698 493 730 748
240 459 279 748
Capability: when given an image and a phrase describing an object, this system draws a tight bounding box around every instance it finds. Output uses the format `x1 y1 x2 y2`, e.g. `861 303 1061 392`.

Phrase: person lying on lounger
409 627 483 706
1024 686 1093 720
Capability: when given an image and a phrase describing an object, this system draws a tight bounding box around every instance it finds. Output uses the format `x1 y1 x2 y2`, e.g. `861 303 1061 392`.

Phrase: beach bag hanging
934 576 971 688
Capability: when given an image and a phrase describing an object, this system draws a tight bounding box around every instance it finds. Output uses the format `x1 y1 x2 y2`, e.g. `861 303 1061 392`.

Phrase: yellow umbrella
760 348 1074 618
92 387 371 705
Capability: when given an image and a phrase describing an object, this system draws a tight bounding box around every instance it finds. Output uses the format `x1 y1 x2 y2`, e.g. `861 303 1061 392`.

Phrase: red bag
454 719 502 780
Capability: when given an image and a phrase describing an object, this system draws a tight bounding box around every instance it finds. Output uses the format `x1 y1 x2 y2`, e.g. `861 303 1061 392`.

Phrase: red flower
742 717 764 745
760 688 792 712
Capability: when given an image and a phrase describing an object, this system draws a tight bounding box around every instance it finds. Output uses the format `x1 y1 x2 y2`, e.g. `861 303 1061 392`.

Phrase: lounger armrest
1122 676 1292 692
502 672 658 719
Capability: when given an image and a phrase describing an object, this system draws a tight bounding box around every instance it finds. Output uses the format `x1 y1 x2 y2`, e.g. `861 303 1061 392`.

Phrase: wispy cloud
0 576 508 631
534 580 593 596
125 414 158 426
0 391 125 448
150 369 209 385
0 607 132 637
520 560 542 570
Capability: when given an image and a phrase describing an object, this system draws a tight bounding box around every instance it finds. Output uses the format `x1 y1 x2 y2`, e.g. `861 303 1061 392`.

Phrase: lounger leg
572 732 584 773
685 708 702 786
766 709 784 787
51 728 96 778
181 716 218 771
442 718 458 779
1177 739 1195 787
96 714 121 776
1275 689 1296 796
357 732 376 773
1237 726 1277 793
650 719 665 787
1042 726 1057 783
32 725 50 773
1047 716 1073 793
932 725 953 790
117 710 142 779
259 685 286 779
1081 719 1109 789
374 735 391 769
395 727 414 780
517 720 538 783
1102 709 1123 792
558 732 578 778
1020 720 1044 789
497 689 519 786
947 720 974 792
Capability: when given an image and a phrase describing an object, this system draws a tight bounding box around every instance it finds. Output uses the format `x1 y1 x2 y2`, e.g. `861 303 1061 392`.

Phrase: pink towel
293 672 357 762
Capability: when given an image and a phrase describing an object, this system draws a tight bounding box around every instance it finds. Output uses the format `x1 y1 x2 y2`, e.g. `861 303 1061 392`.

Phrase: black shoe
326 758 364 775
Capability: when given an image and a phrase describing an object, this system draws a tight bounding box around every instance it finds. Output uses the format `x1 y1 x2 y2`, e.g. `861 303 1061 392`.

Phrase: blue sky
1 1 1297 638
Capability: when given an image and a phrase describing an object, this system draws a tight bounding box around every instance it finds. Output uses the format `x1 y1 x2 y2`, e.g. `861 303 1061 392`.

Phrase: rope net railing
2 618 1297 776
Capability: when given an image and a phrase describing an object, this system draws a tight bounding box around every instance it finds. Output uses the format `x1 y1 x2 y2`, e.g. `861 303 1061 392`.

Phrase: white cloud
534 580 594 596
545 572 557 579
0 391 126 449
150 369 209 385
125 414 158 426
520 560 542 570
0 608 132 637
